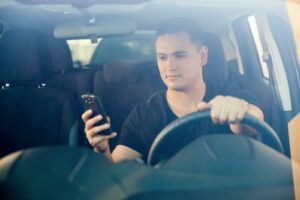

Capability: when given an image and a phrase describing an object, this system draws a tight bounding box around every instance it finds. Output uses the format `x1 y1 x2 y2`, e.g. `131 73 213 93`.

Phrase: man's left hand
197 95 264 136
197 95 248 124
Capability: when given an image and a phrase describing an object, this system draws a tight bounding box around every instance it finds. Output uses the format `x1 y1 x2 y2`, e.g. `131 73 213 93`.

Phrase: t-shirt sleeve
118 108 145 155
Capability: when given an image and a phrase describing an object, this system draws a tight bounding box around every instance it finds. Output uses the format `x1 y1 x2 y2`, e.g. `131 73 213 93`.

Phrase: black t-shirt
118 83 258 162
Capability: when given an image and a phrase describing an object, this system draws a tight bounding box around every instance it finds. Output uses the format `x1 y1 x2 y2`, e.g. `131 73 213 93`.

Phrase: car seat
0 30 79 157
203 32 229 84
45 36 95 108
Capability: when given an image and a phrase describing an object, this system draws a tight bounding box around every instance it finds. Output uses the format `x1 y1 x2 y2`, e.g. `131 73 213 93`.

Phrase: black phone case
81 94 112 136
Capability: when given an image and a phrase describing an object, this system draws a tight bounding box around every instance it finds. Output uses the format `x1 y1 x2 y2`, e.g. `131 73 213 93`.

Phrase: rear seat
0 30 79 157
45 36 95 110
45 37 97 145
93 61 165 149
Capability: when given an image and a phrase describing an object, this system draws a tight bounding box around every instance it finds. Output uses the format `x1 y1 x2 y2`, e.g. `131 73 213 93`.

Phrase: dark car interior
0 30 80 157
0 0 299 199
0 27 295 199
0 27 252 154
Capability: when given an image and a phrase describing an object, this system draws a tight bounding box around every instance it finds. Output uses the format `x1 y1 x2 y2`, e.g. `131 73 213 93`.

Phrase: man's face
156 32 207 92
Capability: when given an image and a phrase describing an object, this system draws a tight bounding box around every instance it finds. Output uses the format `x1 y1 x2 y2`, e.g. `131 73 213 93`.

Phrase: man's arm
93 143 142 163
82 107 145 163
111 145 142 163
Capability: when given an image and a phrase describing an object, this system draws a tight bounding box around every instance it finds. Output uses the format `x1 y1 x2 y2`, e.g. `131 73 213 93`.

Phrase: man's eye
175 53 186 58
158 55 166 61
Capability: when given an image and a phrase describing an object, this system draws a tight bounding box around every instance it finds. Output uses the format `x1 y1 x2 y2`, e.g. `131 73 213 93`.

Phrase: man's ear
200 45 208 65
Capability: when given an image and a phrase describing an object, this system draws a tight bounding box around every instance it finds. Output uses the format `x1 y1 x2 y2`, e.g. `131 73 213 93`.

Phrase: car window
247 15 270 80
90 31 156 65
232 15 264 80
268 14 300 114
67 39 100 68
258 14 293 112
67 32 156 68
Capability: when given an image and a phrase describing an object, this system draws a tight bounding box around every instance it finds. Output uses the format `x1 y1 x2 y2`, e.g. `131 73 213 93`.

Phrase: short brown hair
156 18 204 45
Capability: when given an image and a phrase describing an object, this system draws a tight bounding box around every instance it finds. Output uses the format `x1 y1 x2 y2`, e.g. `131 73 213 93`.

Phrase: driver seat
202 32 229 85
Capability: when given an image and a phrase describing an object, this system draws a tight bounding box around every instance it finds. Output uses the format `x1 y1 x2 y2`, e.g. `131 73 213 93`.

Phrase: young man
82 18 264 163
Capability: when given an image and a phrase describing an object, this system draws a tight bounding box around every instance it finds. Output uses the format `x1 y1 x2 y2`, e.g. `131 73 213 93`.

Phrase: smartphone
81 93 112 136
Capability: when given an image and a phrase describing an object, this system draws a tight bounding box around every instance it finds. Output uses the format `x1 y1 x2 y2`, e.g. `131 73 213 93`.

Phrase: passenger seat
0 30 79 157
45 36 95 109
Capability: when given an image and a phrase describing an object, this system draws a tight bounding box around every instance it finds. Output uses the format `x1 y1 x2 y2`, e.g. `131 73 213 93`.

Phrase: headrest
46 37 73 73
0 30 52 85
202 32 228 84
103 62 147 84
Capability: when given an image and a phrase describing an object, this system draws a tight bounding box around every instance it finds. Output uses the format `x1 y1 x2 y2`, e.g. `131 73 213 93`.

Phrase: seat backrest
0 30 79 157
45 37 99 146
241 79 286 153
45 37 95 109
93 61 165 149
0 30 52 86
46 37 73 74
203 32 229 84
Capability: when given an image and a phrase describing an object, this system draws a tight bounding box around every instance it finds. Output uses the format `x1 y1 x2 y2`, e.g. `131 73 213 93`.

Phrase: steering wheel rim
147 109 284 166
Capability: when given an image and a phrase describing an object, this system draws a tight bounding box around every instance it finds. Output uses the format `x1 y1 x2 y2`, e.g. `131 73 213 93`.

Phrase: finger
227 101 239 123
85 115 103 131
218 98 231 124
236 100 248 121
227 99 240 123
92 123 111 134
227 99 247 123
210 96 222 124
90 132 117 146
226 97 243 123
107 116 111 123
81 109 93 122
218 97 232 124
86 122 110 139
85 128 96 141
196 101 210 111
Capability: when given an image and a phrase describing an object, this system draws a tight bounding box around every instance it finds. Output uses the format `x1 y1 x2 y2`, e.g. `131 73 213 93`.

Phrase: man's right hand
81 109 117 153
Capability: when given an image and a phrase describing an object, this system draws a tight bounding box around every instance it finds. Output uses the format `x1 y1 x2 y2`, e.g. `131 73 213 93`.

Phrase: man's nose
165 58 176 70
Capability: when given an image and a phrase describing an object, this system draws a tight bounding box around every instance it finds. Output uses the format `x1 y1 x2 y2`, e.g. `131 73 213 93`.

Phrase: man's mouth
166 75 181 80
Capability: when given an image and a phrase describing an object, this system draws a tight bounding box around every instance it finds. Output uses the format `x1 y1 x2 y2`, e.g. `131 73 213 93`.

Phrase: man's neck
166 82 206 117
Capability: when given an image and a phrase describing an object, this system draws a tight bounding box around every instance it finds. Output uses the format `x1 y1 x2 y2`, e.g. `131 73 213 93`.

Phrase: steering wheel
147 109 284 166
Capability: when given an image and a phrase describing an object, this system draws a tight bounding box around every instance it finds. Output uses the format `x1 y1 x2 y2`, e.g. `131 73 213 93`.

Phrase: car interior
0 0 299 199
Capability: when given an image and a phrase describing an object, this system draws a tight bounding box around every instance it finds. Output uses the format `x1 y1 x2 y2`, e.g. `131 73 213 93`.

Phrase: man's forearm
94 147 113 162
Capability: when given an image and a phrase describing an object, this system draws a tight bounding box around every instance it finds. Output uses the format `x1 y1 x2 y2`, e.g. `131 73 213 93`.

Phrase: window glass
232 15 263 79
263 15 292 111
247 16 270 79
90 31 156 65
67 39 100 66
267 14 300 112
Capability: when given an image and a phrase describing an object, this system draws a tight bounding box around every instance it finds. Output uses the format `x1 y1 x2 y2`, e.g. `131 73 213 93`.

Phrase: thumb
196 101 211 111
